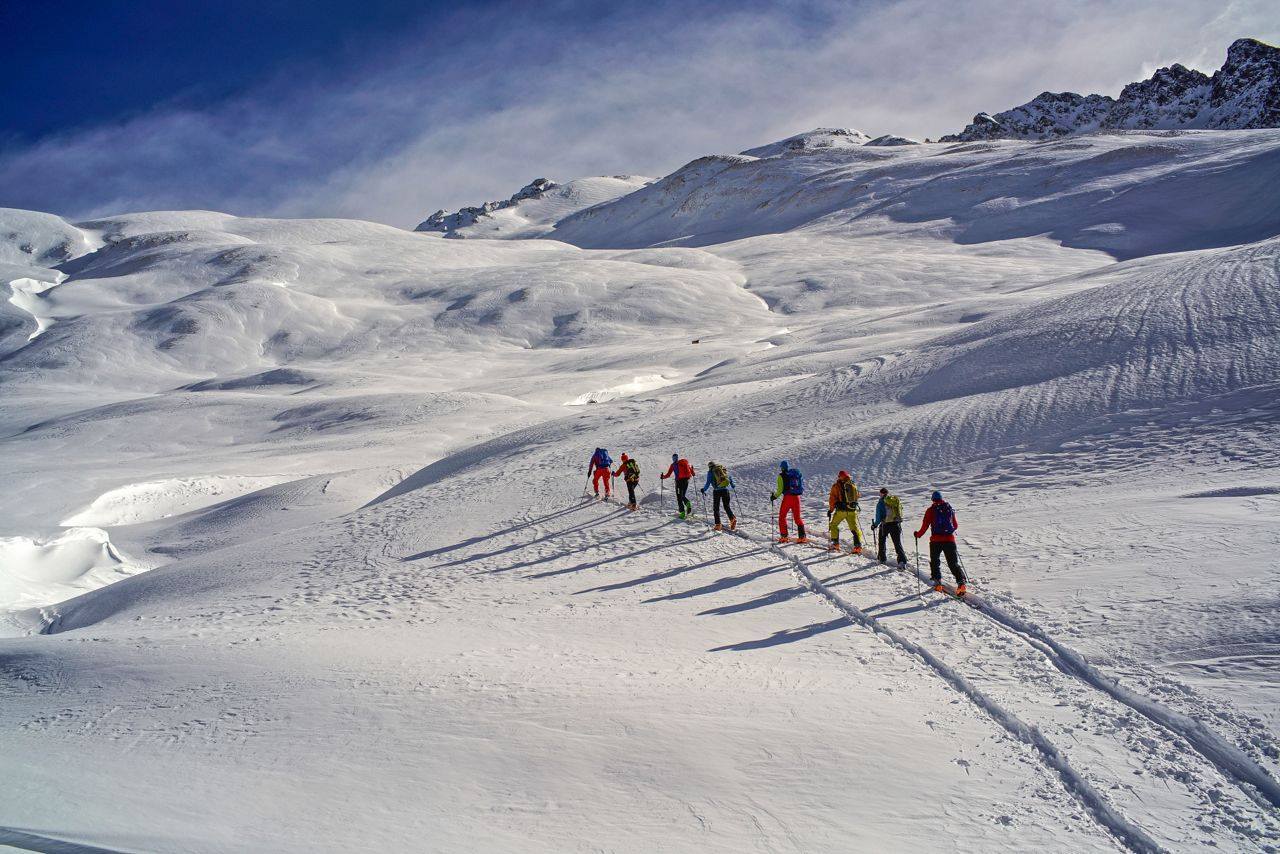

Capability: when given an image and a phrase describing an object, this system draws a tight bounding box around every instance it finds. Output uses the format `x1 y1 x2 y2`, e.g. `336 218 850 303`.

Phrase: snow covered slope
550 129 1280 256
943 37 1280 141
2 120 1279 852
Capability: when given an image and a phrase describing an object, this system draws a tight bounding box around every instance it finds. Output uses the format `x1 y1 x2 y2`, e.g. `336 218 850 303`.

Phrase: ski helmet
931 490 943 502
838 470 849 480
780 460 789 470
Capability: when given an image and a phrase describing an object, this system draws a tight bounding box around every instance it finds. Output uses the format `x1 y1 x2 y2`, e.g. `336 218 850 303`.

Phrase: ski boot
729 518 737 531
932 579 944 593
828 541 841 552
777 536 791 543
956 583 967 597
796 536 808 544
713 523 723 531
850 546 863 556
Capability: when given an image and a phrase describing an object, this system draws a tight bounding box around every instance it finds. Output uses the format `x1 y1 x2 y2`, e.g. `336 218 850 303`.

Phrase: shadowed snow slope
1 127 1279 852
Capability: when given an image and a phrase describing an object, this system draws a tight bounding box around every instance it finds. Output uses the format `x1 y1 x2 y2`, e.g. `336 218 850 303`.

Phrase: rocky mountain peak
942 38 1278 141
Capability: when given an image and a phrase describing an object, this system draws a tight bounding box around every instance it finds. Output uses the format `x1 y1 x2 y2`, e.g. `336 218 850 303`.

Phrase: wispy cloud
2 0 1275 226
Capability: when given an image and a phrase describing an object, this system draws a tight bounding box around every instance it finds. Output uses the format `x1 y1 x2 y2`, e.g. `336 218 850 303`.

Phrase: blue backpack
931 502 957 536
596 449 612 468
784 468 804 495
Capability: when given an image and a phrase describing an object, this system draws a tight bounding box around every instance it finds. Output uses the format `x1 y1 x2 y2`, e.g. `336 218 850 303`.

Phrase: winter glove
700 488 707 495
826 509 832 519
914 531 922 539
770 493 777 502
871 521 879 530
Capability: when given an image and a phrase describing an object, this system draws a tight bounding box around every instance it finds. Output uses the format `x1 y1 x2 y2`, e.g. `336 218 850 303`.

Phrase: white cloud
2 0 1275 227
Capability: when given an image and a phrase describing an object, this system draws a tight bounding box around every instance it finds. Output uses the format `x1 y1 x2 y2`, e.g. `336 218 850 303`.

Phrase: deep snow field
2 129 1279 852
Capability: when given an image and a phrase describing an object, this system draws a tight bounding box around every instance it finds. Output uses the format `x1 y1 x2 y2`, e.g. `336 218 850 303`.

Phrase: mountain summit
942 38 1280 141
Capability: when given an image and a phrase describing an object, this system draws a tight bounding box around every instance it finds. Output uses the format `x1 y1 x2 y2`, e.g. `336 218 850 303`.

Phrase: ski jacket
614 459 640 484
915 500 958 543
702 469 735 492
662 459 694 480
873 495 903 526
828 479 859 511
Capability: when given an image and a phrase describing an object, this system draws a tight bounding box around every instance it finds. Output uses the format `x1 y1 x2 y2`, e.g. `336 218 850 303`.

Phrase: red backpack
677 459 694 479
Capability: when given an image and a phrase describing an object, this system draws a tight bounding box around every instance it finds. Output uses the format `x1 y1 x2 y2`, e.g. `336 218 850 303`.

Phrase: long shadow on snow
0 826 133 854
709 617 850 652
641 551 778 602
401 500 596 562
863 591 946 620
696 557 888 617
420 508 629 569
492 522 673 575
698 583 805 616
536 532 711 582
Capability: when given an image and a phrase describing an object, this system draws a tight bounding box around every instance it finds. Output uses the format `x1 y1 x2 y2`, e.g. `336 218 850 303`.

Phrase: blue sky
1 0 1275 226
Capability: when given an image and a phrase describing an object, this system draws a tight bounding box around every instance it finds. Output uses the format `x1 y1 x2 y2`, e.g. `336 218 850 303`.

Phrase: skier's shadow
534 531 712 582
405 504 623 567
708 617 849 652
863 592 945 620
695 580 803 616
490 521 670 575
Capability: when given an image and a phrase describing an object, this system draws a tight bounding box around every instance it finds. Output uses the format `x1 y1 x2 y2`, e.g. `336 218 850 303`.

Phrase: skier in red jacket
660 453 695 518
914 490 966 595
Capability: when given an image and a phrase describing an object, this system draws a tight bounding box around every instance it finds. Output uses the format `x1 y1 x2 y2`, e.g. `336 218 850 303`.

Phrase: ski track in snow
618 498 1280 852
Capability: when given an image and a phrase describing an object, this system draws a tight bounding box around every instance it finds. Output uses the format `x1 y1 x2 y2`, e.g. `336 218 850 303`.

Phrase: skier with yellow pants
827 471 864 554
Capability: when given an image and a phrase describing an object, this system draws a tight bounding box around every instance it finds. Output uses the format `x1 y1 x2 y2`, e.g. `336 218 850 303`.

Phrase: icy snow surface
1 129 1279 852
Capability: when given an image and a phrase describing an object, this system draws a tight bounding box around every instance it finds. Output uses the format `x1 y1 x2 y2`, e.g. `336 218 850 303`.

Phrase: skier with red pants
914 490 967 595
660 454 695 518
770 460 807 543
587 448 613 498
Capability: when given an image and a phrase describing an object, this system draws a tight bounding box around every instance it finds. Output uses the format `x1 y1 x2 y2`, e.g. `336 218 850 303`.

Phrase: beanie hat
838 470 849 479
932 490 943 502
780 460 789 470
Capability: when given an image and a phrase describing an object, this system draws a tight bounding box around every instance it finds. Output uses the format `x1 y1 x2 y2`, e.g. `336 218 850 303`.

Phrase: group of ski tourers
587 449 968 595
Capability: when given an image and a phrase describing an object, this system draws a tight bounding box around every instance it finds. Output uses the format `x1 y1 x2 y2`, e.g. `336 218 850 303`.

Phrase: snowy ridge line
770 543 1166 854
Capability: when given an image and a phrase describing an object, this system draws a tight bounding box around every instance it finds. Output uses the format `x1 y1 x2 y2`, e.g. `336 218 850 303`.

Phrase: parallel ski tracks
646 503 1279 852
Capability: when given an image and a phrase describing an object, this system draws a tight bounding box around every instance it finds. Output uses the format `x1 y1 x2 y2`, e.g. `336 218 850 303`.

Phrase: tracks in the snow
642 504 1279 852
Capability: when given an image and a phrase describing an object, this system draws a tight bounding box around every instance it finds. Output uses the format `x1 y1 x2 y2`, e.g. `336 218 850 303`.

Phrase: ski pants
878 521 907 564
929 541 966 584
828 509 861 547
778 494 805 538
675 478 691 514
592 467 611 496
712 489 734 525
624 480 637 506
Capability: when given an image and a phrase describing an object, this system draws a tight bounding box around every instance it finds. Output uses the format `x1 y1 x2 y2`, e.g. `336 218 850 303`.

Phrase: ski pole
914 536 922 597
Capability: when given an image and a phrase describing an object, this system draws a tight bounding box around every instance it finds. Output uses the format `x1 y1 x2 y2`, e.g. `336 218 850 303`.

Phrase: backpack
883 495 902 523
838 480 857 509
931 502 957 536
677 459 693 479
598 450 612 468
784 468 804 495
623 459 640 482
710 463 730 489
